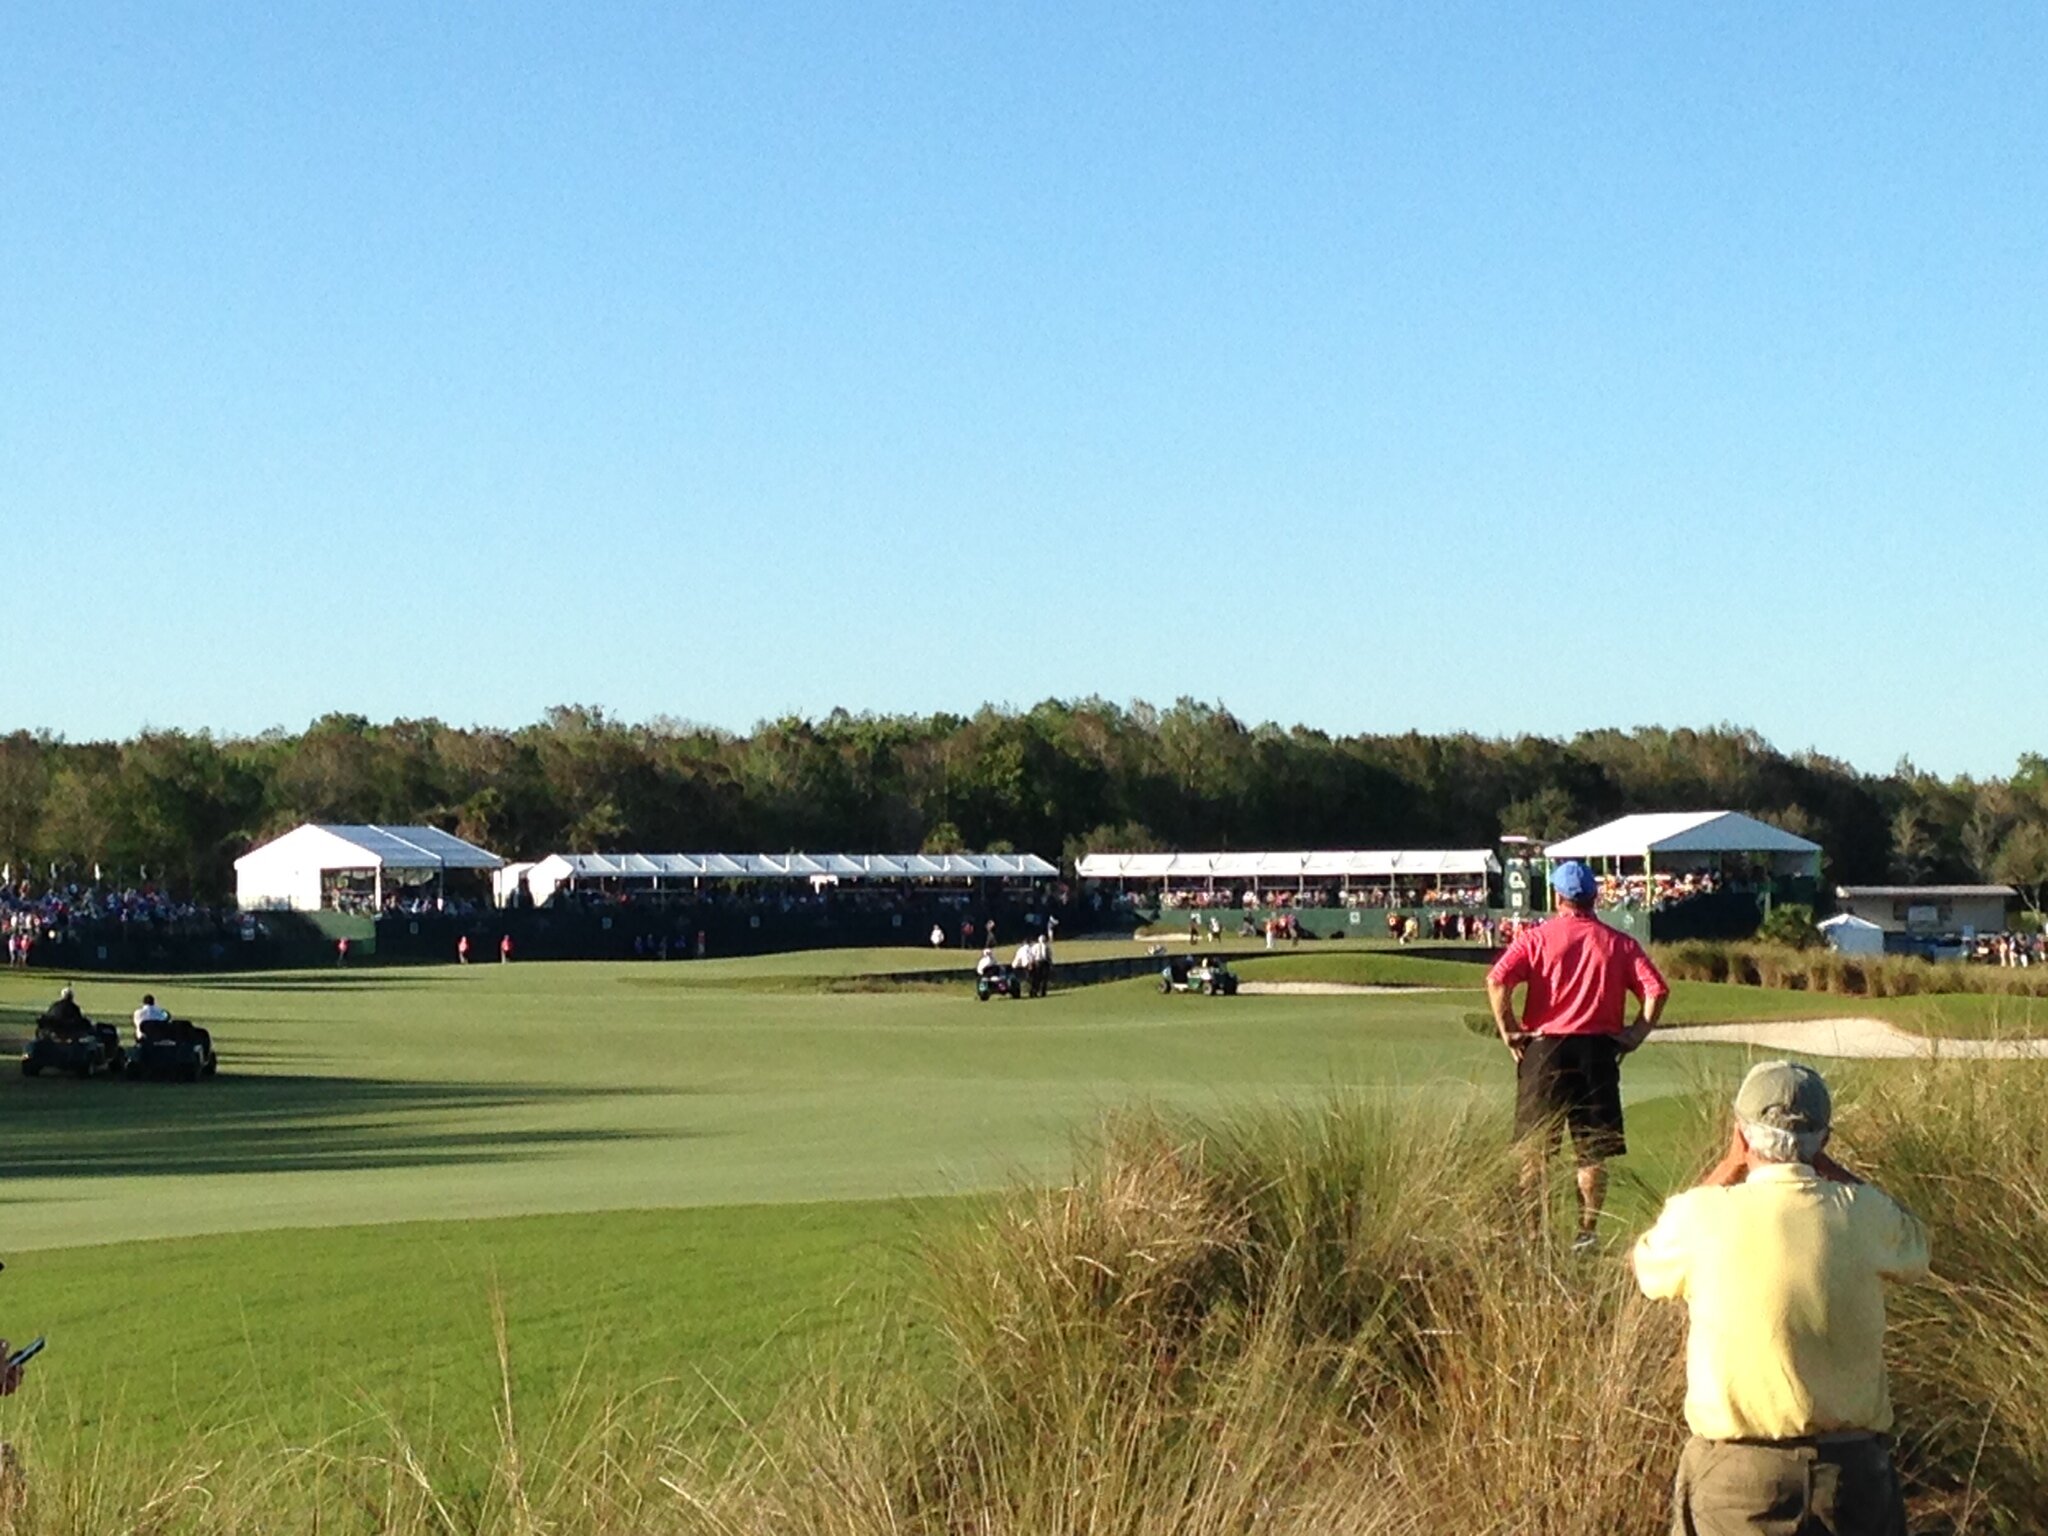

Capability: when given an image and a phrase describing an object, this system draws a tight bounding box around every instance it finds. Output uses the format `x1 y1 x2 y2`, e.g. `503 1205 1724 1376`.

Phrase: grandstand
510 851 1058 908
1543 811 1822 940
1076 851 1500 932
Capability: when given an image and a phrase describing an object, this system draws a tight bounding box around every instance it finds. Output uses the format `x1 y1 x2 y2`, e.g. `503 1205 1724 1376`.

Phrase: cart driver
133 993 171 1043
976 946 999 976
42 986 87 1031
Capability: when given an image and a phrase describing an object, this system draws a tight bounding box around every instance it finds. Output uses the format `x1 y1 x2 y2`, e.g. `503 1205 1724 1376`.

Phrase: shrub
1756 902 1821 950
1652 941 2048 1004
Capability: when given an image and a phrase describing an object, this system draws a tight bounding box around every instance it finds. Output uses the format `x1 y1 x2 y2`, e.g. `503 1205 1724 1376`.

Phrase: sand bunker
1653 1018 2048 1061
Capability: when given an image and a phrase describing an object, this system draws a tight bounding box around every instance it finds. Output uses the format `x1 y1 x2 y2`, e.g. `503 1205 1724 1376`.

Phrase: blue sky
4 3 2042 776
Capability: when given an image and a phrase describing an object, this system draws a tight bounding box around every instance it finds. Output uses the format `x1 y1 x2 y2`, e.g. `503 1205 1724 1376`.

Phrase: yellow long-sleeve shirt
1632 1163 1930 1440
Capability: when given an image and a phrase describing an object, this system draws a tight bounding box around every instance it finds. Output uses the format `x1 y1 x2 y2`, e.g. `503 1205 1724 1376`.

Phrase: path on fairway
1653 1017 2048 1060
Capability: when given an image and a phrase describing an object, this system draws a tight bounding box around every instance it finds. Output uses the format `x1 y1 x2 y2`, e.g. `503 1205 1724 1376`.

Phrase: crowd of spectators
1594 870 1726 912
3 878 250 966
4 879 217 937
1968 932 2047 967
325 888 485 918
538 879 1060 924
1149 883 1492 912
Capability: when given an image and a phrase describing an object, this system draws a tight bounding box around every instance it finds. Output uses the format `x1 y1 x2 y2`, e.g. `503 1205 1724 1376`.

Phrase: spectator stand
1542 811 1823 941
1075 850 1503 939
234 824 505 954
482 851 1066 960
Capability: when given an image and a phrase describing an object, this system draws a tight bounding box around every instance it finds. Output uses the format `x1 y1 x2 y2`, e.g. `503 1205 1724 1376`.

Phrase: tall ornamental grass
1659 939 2048 1000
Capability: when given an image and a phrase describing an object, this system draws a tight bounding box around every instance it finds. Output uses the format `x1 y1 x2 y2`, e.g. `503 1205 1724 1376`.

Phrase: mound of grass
1232 949 1490 988
671 1063 2048 1535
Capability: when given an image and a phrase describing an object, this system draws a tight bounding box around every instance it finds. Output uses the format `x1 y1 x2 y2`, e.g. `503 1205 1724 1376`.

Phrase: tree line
2 702 2045 907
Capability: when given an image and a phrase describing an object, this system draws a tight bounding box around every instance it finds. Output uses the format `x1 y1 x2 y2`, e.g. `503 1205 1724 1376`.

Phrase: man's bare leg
1574 1160 1607 1243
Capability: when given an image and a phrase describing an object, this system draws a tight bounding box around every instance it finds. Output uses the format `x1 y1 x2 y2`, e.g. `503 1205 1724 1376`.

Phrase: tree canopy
0 705 2026 902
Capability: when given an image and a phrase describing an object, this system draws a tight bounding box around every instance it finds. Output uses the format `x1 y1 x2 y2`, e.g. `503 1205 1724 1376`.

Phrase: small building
1833 885 2015 937
235 824 504 913
1817 912 1886 956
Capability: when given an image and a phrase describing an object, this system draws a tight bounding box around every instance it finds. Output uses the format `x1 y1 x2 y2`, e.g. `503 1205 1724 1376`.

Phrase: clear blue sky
4 4 2042 776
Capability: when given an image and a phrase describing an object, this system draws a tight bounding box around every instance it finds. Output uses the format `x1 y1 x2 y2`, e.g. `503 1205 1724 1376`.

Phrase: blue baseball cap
1549 861 1597 902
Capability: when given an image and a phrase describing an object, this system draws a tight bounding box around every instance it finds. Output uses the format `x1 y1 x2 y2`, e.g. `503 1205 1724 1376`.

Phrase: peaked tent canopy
236 824 504 912
1544 812 1820 860
1818 911 1886 956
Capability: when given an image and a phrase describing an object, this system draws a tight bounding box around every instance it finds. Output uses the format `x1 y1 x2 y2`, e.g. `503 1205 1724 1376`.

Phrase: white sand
1228 984 2047 1059
1652 1018 2048 1061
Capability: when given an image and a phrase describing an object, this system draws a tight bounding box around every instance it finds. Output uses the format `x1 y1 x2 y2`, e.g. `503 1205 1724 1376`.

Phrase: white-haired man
1633 1061 1929 1536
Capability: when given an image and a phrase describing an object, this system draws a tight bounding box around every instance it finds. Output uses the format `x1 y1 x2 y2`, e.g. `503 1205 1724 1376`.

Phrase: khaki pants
1671 1434 1905 1536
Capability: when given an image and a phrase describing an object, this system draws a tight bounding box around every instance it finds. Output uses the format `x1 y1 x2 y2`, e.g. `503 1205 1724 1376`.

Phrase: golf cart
127 1016 219 1082
1159 954 1239 996
22 1010 125 1078
975 965 1023 1001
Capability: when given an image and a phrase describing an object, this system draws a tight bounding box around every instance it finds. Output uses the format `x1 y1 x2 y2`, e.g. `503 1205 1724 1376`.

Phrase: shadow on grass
0 1073 688 1179
172 974 451 993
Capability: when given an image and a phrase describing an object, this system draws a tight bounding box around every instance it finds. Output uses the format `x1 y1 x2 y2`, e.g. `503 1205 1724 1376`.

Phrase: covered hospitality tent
518 851 1058 908
235 824 504 912
1075 850 1500 904
1543 811 1822 917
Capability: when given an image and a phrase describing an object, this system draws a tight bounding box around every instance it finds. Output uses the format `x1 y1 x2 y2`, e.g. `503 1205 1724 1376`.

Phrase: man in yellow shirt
1632 1061 1929 1536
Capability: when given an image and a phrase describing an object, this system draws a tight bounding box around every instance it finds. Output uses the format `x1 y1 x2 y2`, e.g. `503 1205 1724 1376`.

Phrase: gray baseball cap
1734 1060 1832 1134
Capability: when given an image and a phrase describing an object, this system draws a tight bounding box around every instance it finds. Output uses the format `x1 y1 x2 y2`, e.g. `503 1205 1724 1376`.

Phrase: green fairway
0 949 1911 1469
0 955 1753 1251
0 1198 942 1480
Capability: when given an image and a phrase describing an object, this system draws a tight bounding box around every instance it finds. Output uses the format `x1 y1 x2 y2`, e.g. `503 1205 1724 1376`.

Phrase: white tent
235 824 504 912
1818 912 1885 956
1545 812 1820 861
1076 850 1498 881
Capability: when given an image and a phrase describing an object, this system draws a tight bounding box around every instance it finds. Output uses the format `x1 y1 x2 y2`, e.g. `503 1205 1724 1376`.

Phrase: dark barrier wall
19 895 1101 973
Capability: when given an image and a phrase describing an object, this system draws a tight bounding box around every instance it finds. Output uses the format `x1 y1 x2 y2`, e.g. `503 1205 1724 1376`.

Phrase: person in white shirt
976 946 999 976
132 993 171 1044
1026 935 1049 997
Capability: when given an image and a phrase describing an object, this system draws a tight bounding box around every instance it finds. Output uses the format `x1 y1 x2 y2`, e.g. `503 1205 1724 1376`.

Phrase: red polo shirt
1486 910 1668 1037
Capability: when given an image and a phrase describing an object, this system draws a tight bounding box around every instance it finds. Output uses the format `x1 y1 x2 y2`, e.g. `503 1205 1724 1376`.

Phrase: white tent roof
1835 885 2016 899
1545 812 1820 859
1076 850 1499 880
235 823 504 872
531 851 1057 881
1818 913 1884 931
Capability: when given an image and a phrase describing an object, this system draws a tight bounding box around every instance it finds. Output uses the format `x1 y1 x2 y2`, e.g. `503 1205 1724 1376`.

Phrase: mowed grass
0 949 1921 1472
0 1199 946 1486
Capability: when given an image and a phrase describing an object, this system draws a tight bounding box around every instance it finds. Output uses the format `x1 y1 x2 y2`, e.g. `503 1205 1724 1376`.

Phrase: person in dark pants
1485 861 1667 1250
1634 1062 1929 1536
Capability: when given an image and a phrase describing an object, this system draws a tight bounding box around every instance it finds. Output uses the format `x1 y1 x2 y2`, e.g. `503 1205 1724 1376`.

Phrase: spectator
1487 860 1668 1250
1634 1062 1927 1534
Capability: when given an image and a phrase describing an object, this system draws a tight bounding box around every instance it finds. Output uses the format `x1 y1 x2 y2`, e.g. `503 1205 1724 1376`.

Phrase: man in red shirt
1486 860 1668 1251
